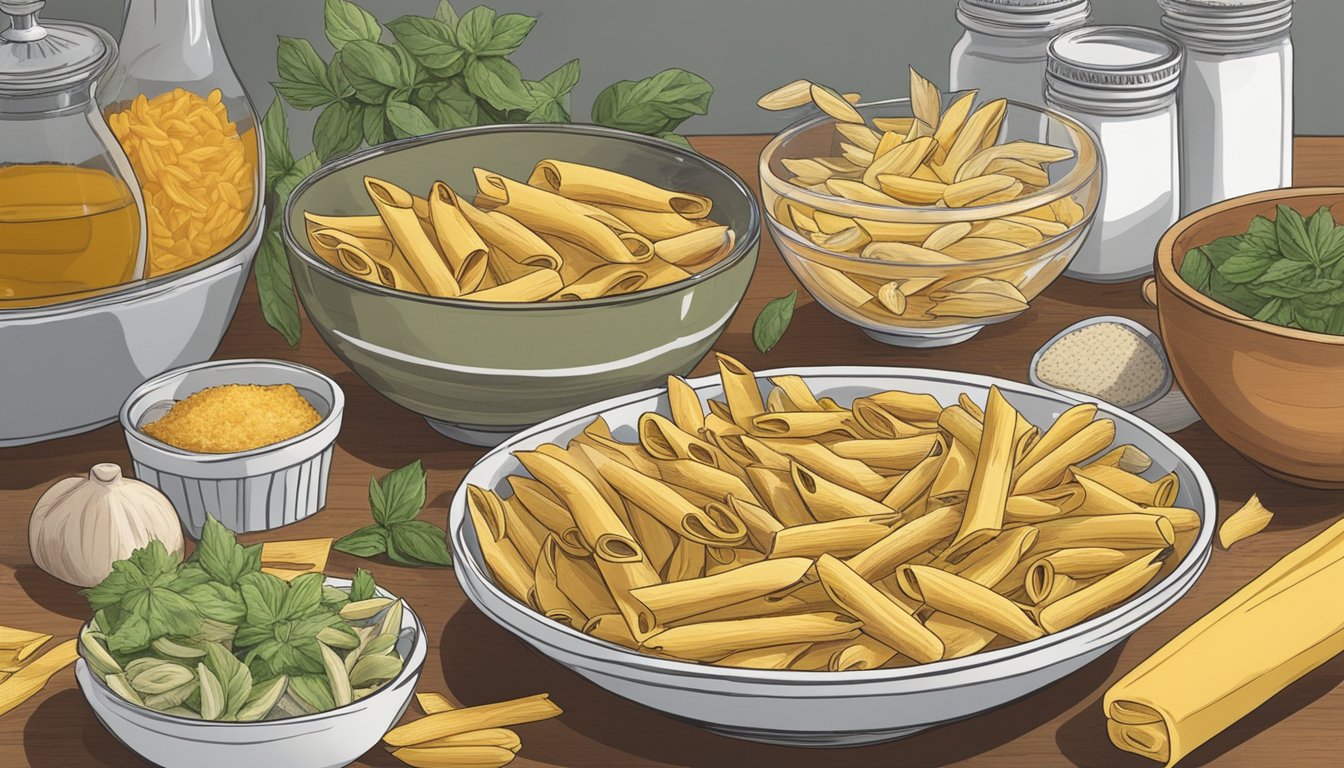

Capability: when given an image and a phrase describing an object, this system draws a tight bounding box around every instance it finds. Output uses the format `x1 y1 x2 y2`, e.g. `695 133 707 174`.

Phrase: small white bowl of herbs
74 516 426 768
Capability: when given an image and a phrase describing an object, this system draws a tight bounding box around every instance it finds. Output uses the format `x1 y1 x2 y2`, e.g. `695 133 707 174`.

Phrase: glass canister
0 0 146 307
1159 0 1293 215
99 0 262 279
1046 26 1183 283
950 0 1091 110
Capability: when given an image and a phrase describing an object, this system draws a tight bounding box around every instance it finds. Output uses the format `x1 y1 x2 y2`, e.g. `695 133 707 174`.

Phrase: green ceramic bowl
283 125 760 445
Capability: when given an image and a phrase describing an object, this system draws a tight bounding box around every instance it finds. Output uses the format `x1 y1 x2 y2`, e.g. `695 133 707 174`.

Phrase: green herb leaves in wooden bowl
1179 204 1344 335
79 516 410 720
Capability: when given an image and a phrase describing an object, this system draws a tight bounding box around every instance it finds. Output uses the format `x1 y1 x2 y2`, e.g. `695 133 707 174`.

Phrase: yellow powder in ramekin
143 383 321 453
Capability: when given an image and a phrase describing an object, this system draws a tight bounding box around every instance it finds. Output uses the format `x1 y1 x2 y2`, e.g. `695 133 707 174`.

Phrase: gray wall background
48 0 1341 150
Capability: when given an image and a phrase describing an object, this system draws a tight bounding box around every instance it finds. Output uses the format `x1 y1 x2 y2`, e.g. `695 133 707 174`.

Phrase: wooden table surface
3 136 1344 768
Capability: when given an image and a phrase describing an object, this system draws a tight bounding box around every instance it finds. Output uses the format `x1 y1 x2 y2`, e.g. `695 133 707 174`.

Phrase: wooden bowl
1152 187 1344 488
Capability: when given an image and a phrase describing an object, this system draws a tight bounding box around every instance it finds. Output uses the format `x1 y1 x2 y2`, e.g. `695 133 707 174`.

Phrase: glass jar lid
1047 26 1182 93
1158 0 1292 49
0 0 115 96
957 0 1091 32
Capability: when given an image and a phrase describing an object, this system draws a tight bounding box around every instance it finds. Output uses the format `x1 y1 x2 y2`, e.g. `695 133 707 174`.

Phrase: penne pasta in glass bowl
758 71 1101 347
448 358 1215 746
283 124 759 445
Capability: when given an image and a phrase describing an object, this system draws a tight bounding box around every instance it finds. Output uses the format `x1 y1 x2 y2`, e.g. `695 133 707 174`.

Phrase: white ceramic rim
1028 315 1175 412
449 365 1217 684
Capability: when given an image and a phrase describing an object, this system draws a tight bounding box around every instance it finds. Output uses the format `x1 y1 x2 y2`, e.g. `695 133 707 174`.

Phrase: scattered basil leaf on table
335 460 454 567
753 290 797 353
253 1 714 344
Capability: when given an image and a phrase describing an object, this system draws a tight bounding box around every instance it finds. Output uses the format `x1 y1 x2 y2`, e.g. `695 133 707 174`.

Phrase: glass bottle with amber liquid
0 0 146 307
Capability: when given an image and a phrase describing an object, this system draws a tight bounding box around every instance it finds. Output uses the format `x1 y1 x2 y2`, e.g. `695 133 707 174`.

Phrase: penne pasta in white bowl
448 366 1216 746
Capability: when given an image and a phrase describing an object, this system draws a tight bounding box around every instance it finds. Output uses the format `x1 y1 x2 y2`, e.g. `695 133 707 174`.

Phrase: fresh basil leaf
1307 206 1336 259
323 0 381 50
1275 205 1316 264
383 528 414 565
326 55 353 101
1302 277 1343 294
753 291 797 353
526 95 568 124
379 461 428 525
139 589 203 640
658 132 693 149
107 613 151 655
274 152 320 210
260 97 294 188
291 674 336 712
1251 281 1306 299
1178 247 1212 290
1327 305 1344 335
194 516 247 585
478 13 536 57
422 79 479 129
387 15 463 72
1216 252 1273 284
339 40 402 104
280 573 326 620
361 103 391 145
388 520 454 567
455 6 497 54
254 223 301 347
349 569 378 602
592 68 713 135
313 100 364 162
275 37 341 110
239 571 288 629
539 59 580 98
182 583 247 625
385 100 439 138
334 524 388 557
391 45 422 89
1252 297 1286 322
1253 258 1310 285
234 625 273 650
1245 215 1278 251
435 0 459 28
1297 312 1327 333
465 56 536 112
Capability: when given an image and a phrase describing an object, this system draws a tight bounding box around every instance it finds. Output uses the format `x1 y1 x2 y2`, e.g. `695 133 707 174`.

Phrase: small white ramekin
119 359 345 538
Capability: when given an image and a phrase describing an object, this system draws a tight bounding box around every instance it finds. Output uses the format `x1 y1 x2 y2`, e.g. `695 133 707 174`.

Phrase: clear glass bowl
759 97 1101 347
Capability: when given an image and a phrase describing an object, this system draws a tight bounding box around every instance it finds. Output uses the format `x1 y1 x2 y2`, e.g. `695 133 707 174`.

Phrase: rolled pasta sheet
596 203 708 239
461 268 563 302
846 503 962 581
641 612 862 663
749 411 865 440
946 386 1018 560
831 634 900 671
898 564 1044 643
428 181 489 291
791 463 896 521
1072 463 1178 508
716 353 767 428
666 376 706 435
654 225 732 265
1218 495 1274 550
881 449 946 515
476 168 654 263
1013 419 1117 496
509 475 587 556
745 465 814 527
831 435 942 472
584 613 638 648
768 513 902 559
629 557 813 627
364 176 461 297
1031 514 1175 553
529 159 713 218
816 554 945 663
717 642 813 670
551 263 648 300
1037 549 1163 633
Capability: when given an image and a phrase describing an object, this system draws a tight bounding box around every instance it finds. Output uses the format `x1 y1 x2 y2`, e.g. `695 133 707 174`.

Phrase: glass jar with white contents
1046 26 1183 283
1158 0 1293 215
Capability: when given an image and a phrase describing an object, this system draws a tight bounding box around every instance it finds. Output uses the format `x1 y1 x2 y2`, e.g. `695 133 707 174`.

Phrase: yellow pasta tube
460 268 562 302
389 746 516 768
727 496 785 551
765 439 896 498
654 225 732 265
830 635 900 671
830 435 942 472
476 168 653 262
655 457 756 503
303 212 390 241
595 203 708 239
717 642 813 670
851 397 932 439
1218 495 1274 550
925 614 997 660
856 390 944 424
791 463 896 521
946 386 1017 560
497 495 547 571
938 405 983 453
898 565 1043 643
663 539 707 582
846 504 962 581
816 554 944 663
638 412 725 468
745 466 814 527
1030 514 1175 554
428 181 489 291
455 195 563 270
508 476 587 557
532 542 585 628
881 449 946 515
1013 419 1117 495
1072 463 1178 507
533 442 627 529
467 495 535 606
530 159 713 218
0 639 77 719
544 541 618 620
638 257 694 289
666 376 706 435
1093 444 1154 474
1037 550 1164 632
749 411 865 439
1027 548 1140 598
1072 475 1202 533
409 729 523 752
769 375 824 412
364 177 461 297
929 439 975 498
1014 403 1098 482
767 513 902 559
950 525 1038 589
383 694 562 747
582 613 638 648
641 612 862 662
1003 495 1067 523
622 504 676 574
629 557 813 627
307 227 395 265
551 263 647 300
716 353 767 429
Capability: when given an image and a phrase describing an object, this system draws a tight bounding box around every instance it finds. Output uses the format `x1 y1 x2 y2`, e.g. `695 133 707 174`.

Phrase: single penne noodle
410 728 522 752
308 227 395 264
800 261 873 307
738 436 790 471
364 177 461 297
546 540 619 619
950 526 1039 589
460 268 562 302
1013 419 1117 495
530 159 713 218
855 390 944 424
786 638 862 671
830 435 941 472
455 195 564 270
938 404 983 452
716 353 767 429
638 257 694 289
830 634 899 671
717 642 813 670
389 746 516 768
509 476 587 556
1027 547 1139 597
846 504 962 581
958 393 985 421
639 412 718 464
705 546 767 575
428 181 489 291
856 218 942 243
303 212 390 241
925 612 998 659
418 693 453 715
881 449 946 515
1072 463 1179 507
663 538 707 582
1072 475 1202 533
497 495 546 570
654 225 731 265
1024 483 1086 514
749 410 865 439
572 426 663 479
534 442 628 528
1030 514 1175 553
629 557 813 627
728 496 785 551
532 543 585 627
827 177 903 205
475 168 653 263
582 613 639 648
383 694 563 747
946 386 1018 560
331 242 427 293
745 465 814 527
1219 494 1274 550
816 554 944 663
769 375 824 412
1037 550 1164 633
850 399 927 440
641 612 862 663
768 513 902 559
765 387 789 413
656 457 756 503
596 203 707 239
1004 495 1066 523
666 375 706 435
625 504 677 574
1029 573 1084 607
929 438 975 498
898 565 1043 643
1093 444 1154 474
1012 413 1040 464
764 439 896 498
791 462 895 521
702 411 748 457
669 583 835 626
552 263 648 300
467 504 534 606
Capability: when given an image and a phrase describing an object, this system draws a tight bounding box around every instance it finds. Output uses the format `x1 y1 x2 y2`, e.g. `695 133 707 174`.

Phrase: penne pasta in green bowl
283 125 759 446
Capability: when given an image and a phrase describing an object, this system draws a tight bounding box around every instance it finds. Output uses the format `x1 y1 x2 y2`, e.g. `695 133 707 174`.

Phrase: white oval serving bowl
448 366 1217 747
76 577 425 768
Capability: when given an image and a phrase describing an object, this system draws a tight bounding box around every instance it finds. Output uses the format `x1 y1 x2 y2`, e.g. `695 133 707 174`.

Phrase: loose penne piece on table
1219 494 1274 550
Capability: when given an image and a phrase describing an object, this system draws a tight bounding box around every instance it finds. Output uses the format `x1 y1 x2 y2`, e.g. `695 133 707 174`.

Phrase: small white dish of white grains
1029 316 1200 433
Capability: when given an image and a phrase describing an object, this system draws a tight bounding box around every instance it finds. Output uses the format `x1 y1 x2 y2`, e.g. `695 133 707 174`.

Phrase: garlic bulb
29 463 185 587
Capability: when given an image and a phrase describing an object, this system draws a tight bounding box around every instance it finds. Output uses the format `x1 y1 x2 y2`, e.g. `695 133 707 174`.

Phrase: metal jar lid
0 0 116 97
1046 25 1182 112
957 0 1091 32
1158 0 1292 50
